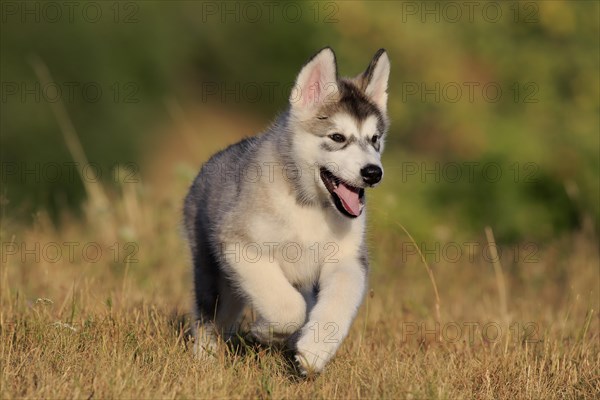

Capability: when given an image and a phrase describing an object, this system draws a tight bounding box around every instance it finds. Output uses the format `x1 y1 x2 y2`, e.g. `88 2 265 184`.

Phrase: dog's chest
249 200 364 287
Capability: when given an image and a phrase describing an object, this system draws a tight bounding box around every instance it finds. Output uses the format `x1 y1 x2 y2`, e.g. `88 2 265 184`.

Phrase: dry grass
1 168 598 399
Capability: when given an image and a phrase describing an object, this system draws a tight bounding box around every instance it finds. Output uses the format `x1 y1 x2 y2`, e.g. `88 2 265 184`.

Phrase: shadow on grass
167 308 309 381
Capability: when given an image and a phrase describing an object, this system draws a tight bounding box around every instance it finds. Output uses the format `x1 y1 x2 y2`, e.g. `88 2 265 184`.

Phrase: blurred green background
1 1 598 243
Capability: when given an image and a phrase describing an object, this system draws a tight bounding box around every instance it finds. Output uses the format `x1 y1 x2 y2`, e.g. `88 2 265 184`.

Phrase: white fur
217 149 368 371
295 256 366 373
188 48 390 375
299 113 384 188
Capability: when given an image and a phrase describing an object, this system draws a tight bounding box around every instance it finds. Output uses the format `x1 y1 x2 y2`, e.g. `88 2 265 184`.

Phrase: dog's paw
294 353 320 378
191 324 220 361
294 342 330 376
192 339 219 361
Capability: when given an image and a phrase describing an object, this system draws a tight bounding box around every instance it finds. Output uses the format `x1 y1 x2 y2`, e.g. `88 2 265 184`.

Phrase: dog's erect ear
290 47 338 111
359 49 390 112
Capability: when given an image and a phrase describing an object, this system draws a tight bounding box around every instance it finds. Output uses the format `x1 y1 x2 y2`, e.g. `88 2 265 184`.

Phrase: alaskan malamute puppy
184 47 390 374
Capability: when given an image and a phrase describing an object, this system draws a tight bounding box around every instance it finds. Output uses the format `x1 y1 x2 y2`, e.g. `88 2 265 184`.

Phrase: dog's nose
360 164 383 185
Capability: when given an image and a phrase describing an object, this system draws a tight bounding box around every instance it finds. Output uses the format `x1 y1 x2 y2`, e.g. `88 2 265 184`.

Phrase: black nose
360 164 383 185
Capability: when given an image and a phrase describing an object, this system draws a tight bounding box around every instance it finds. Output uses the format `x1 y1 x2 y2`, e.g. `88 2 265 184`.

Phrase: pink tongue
333 183 362 216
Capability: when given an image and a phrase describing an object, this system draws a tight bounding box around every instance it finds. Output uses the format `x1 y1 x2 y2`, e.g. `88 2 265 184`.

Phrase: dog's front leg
224 241 307 344
295 258 367 374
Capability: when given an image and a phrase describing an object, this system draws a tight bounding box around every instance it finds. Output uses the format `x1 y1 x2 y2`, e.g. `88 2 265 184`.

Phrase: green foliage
1 1 598 241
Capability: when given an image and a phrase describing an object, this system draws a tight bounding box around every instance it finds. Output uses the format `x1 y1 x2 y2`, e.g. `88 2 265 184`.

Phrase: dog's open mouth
320 168 365 218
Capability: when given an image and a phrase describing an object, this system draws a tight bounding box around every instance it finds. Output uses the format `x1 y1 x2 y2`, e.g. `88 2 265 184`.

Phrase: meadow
1 1 599 398
1 104 598 399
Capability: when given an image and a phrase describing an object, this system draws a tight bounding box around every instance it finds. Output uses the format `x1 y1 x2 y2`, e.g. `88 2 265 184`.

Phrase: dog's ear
358 49 390 112
290 47 338 111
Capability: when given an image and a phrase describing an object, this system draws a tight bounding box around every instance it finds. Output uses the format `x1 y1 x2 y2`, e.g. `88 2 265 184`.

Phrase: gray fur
183 47 390 373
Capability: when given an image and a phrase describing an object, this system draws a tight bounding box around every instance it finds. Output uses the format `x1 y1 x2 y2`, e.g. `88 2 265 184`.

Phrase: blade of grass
29 55 109 212
484 226 510 354
484 227 508 320
395 222 441 327
29 55 115 242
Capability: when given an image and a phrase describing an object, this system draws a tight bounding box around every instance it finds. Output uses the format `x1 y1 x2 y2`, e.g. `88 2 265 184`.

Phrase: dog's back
183 135 263 321
183 47 390 373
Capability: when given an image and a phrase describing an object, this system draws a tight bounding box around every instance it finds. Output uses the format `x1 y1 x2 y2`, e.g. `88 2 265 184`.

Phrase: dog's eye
371 135 379 144
329 133 346 143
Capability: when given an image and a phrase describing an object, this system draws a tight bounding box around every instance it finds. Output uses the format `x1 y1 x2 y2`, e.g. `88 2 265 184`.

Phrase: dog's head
288 47 390 218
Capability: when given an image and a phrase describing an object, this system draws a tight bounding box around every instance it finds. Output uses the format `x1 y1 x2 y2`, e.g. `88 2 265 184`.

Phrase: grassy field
1 106 598 399
1 1 598 398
